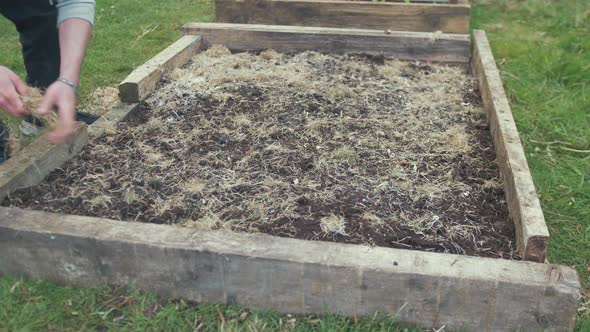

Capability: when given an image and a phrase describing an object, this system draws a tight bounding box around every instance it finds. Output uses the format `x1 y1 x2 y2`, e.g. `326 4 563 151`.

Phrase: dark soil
3 47 517 259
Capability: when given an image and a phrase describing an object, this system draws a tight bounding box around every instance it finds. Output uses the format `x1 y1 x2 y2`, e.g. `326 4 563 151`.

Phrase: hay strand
20 88 59 130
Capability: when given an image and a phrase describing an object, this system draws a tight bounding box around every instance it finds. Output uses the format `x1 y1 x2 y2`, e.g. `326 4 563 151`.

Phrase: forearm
58 18 92 86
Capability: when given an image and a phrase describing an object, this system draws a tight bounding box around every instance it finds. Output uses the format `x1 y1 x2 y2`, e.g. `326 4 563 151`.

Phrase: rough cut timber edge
88 102 139 137
0 207 580 331
0 101 139 203
471 30 550 263
182 23 471 63
0 122 88 202
214 0 470 34
119 35 203 103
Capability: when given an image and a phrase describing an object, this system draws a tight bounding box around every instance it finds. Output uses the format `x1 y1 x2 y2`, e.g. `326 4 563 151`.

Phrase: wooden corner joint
118 35 203 103
524 236 549 263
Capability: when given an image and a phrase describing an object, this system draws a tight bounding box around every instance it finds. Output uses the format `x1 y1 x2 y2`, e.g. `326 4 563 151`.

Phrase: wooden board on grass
0 206 580 331
471 30 550 262
215 0 470 33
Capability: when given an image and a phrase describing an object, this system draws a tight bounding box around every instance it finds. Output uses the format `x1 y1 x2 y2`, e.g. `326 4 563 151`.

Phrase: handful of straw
6 88 60 156
20 87 59 130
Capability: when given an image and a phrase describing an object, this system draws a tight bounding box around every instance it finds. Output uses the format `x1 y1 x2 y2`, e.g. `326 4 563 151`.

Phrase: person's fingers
0 66 29 116
0 98 16 116
37 89 56 116
0 86 25 116
0 92 15 115
48 95 77 144
5 90 24 114
8 71 29 96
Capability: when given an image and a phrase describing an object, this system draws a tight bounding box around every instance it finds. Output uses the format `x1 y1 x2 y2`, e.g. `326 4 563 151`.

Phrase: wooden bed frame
0 24 578 331
214 0 471 33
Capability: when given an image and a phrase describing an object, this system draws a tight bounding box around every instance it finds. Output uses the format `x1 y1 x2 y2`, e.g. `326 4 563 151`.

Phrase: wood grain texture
0 123 88 202
0 206 580 331
471 30 550 262
183 23 470 63
88 102 139 137
119 35 203 103
215 0 470 33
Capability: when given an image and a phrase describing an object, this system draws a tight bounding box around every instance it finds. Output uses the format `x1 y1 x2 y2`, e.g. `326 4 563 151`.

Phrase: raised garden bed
215 0 470 33
5 46 515 259
0 24 580 331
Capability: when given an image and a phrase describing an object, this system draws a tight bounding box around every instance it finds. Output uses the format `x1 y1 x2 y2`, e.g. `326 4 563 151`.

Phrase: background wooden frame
215 0 470 33
183 23 471 63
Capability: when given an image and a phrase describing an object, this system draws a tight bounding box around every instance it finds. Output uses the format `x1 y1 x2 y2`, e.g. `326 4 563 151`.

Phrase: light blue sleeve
55 0 96 25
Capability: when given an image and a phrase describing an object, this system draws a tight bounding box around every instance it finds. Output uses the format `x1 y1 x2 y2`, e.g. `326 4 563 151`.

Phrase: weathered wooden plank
375 0 456 3
0 123 88 202
368 0 457 2
0 206 580 331
0 102 139 203
215 0 470 33
471 30 550 262
88 102 139 137
119 35 203 103
183 23 470 63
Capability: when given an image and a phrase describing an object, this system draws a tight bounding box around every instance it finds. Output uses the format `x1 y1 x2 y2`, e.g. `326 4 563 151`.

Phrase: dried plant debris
19 87 43 113
6 88 58 155
79 86 119 116
4 47 517 258
20 88 58 129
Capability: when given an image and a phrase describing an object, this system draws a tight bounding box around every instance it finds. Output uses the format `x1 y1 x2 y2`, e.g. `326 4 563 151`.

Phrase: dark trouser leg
0 1 96 142
16 12 61 127
0 0 61 88
0 1 60 159
18 15 61 88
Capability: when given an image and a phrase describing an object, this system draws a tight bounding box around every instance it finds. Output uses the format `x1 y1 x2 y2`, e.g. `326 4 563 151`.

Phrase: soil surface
4 47 517 259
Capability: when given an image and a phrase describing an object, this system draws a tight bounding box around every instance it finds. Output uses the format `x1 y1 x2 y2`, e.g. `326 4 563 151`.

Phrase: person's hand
0 66 29 116
37 80 77 144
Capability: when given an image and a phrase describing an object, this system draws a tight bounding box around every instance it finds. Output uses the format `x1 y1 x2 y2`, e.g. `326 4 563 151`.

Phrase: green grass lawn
471 0 590 316
0 276 417 332
1 0 589 330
